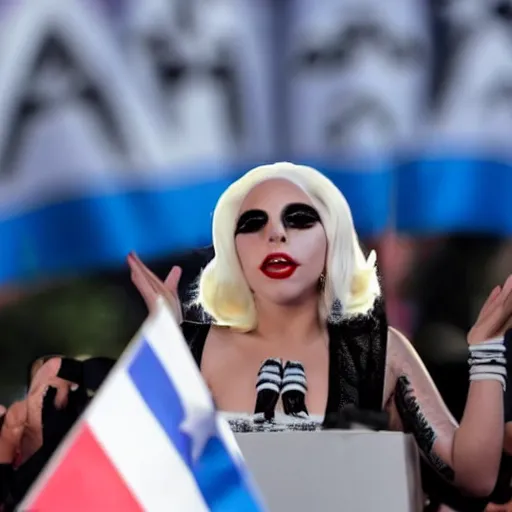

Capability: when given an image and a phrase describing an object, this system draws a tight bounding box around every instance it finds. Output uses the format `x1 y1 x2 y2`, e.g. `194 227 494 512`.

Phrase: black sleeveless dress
182 297 389 431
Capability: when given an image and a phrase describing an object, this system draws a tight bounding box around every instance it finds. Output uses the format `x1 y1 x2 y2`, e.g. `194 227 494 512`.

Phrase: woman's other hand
127 252 183 322
468 276 512 345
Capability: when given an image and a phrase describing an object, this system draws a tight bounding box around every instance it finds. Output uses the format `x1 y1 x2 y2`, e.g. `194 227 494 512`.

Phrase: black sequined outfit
182 297 388 432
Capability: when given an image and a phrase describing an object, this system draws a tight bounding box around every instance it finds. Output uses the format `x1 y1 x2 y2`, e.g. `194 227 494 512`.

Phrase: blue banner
0 0 512 285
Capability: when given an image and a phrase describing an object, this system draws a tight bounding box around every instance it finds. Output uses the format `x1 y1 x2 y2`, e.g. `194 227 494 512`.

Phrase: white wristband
468 336 507 391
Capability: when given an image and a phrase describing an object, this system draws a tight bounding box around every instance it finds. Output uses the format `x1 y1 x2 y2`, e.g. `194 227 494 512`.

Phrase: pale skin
0 357 76 465
129 178 511 497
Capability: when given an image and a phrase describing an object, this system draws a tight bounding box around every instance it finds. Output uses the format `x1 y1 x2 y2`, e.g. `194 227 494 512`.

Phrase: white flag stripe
144 300 214 412
87 370 209 512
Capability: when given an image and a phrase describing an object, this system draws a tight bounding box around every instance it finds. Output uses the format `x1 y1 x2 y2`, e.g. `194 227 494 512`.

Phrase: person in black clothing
0 244 215 511
3 153 512 509
0 356 115 511
0 238 510 509
128 162 510 497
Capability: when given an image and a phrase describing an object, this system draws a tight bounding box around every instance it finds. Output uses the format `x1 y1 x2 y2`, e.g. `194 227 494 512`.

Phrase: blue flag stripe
128 338 263 511
128 339 192 464
195 436 264 512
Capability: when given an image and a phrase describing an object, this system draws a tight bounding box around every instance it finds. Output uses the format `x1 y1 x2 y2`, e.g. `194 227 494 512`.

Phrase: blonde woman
129 162 512 497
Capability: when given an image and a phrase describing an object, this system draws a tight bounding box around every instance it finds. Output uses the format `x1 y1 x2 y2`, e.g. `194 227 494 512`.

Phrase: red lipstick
260 253 299 280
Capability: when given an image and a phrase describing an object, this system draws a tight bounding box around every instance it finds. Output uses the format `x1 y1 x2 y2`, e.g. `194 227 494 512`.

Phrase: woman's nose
267 224 287 244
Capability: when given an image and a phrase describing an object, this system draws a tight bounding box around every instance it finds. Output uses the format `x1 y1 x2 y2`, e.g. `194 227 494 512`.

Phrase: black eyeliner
235 209 268 235
282 203 321 229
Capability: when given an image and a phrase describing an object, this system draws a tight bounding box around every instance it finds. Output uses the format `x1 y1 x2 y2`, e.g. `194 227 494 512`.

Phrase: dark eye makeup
235 209 268 234
235 203 321 235
282 203 321 229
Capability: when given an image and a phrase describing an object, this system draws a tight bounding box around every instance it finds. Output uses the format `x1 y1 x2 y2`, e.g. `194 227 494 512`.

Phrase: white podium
235 430 423 512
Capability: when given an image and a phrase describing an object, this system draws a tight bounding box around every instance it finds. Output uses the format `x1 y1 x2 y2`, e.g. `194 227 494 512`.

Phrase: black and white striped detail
468 336 507 391
256 358 283 394
282 361 308 417
254 358 283 421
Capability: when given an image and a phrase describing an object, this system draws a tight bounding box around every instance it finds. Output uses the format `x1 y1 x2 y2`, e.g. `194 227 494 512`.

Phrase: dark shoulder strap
326 297 388 414
361 297 388 411
181 321 211 368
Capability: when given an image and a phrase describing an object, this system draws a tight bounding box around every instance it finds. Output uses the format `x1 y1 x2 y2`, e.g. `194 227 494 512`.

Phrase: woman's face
235 178 327 306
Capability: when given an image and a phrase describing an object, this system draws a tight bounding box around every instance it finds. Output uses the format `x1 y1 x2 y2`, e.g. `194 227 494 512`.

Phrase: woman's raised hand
468 275 512 345
127 252 183 323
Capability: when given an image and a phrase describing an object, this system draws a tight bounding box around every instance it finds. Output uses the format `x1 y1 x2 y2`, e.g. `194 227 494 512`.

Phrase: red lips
260 253 299 280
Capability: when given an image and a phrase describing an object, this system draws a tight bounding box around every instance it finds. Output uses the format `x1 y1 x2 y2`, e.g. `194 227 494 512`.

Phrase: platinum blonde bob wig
197 162 380 332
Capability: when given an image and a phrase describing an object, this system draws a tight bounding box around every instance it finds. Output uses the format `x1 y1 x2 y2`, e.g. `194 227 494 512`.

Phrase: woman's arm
385 326 504 496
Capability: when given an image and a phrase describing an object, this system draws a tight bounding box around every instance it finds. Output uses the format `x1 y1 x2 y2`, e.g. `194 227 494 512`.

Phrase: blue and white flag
21 299 266 512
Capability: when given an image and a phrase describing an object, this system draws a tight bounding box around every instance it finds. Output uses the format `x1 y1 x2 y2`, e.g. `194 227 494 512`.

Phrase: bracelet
468 336 507 391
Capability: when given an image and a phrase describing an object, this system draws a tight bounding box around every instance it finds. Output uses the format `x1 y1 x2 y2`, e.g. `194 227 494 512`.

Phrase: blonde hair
197 162 381 332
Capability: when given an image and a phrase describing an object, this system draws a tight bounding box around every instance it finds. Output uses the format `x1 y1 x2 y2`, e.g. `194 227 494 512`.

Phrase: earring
319 272 326 290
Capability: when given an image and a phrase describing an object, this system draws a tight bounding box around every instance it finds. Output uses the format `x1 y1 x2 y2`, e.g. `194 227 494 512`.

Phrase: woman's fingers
503 274 512 295
472 297 512 343
155 269 183 321
128 253 182 319
128 253 182 295
496 283 512 335
133 257 178 302
128 255 159 309
130 253 179 296
131 267 157 309
164 266 182 294
131 253 160 289
478 285 502 321
469 276 512 343
127 253 150 285
479 277 512 323
130 251 148 270
137 259 171 296
128 253 164 293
